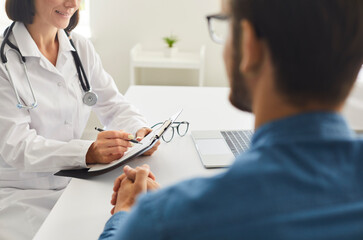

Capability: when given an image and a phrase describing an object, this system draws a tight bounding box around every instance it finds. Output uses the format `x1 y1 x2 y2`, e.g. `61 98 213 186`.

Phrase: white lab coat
0 22 148 240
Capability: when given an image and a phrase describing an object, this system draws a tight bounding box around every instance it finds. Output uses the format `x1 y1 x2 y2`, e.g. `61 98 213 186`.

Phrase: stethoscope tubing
0 22 97 109
67 35 90 92
3 49 38 109
1 22 37 109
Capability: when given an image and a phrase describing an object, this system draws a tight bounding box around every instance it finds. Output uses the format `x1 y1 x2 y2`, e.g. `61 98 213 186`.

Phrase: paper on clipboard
54 109 182 178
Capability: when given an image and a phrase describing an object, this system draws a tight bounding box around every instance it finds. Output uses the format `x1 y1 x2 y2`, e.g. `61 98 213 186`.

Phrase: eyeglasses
151 121 190 143
206 14 230 44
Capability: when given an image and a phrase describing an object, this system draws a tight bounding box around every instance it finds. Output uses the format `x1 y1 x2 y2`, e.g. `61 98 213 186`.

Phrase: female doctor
0 0 160 239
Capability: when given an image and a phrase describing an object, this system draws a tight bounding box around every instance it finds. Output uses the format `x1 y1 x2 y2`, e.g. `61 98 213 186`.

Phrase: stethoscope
0 22 98 109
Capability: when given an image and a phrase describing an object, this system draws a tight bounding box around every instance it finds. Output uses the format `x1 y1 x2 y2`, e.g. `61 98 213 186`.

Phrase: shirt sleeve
98 194 163 240
98 211 130 240
79 37 149 135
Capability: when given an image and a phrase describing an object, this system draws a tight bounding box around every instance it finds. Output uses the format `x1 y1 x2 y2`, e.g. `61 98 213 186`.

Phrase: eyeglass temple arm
206 14 230 21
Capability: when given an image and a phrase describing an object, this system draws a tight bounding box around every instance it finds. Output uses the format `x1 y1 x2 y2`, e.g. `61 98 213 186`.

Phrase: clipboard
55 109 183 179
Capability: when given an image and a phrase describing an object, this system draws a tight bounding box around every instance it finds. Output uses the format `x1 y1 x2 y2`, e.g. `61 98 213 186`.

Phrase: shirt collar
251 112 354 149
57 29 75 53
12 22 41 57
12 22 75 58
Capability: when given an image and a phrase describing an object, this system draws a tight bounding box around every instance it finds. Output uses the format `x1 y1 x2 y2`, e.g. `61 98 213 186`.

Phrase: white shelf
130 44 205 86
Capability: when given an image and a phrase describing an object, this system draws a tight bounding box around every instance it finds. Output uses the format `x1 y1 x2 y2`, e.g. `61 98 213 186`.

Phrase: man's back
100 112 363 239
100 0 363 238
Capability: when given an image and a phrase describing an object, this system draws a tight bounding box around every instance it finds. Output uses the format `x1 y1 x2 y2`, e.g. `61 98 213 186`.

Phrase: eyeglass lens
162 127 174 143
151 121 189 143
177 122 189 136
209 17 229 44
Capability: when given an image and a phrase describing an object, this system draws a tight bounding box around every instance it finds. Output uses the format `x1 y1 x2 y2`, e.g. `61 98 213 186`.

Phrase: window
75 0 91 38
0 0 91 38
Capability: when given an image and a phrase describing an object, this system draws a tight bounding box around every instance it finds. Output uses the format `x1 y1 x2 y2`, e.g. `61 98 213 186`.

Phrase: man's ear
239 20 263 76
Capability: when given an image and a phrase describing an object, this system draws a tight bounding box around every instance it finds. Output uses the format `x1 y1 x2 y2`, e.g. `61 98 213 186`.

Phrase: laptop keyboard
221 130 253 157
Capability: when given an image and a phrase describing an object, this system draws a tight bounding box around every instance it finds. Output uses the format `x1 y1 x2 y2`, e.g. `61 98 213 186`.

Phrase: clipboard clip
151 109 183 142
155 120 172 139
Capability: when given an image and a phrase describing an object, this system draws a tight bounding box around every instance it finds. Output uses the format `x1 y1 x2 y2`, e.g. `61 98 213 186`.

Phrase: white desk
34 86 254 240
130 44 206 86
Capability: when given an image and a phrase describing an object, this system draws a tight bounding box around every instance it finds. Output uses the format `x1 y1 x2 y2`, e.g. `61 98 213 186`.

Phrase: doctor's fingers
95 135 132 148
96 151 124 164
100 138 133 148
97 130 134 141
99 145 129 157
96 154 123 164
135 127 152 140
142 140 161 156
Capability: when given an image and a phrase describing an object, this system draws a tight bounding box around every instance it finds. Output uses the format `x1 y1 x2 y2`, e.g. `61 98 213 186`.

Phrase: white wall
0 0 12 31
89 0 227 94
343 70 363 131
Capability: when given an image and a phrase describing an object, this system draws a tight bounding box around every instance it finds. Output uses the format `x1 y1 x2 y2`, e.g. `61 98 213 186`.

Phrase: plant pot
164 47 178 58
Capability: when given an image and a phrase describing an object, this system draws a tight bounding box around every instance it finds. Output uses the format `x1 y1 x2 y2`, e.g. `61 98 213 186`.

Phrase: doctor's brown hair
5 0 79 32
230 0 363 107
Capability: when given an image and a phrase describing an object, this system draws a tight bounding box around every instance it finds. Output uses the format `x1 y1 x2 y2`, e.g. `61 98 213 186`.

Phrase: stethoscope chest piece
83 91 98 106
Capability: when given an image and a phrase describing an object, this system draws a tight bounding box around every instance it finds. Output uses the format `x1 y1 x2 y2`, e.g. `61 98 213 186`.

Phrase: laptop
191 130 253 168
192 129 363 169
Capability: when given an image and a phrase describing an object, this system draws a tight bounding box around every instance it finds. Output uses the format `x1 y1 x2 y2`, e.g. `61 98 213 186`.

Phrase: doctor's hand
86 130 134 164
136 127 161 156
110 164 160 214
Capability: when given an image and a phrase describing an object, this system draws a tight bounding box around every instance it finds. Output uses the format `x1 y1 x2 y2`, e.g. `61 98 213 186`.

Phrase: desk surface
34 86 254 240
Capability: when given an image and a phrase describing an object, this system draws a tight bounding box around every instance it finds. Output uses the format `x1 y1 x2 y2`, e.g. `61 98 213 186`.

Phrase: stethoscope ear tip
16 102 38 109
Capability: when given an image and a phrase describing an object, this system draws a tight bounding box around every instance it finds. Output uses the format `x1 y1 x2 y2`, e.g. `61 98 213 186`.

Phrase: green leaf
163 35 179 48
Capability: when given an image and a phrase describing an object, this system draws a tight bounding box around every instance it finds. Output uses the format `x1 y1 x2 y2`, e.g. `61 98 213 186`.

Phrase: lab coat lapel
11 22 72 77
12 22 56 74
12 22 41 58
55 30 76 72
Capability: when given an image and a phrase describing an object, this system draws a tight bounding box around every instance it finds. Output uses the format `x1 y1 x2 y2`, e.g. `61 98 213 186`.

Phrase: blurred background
0 0 362 132
1 0 227 93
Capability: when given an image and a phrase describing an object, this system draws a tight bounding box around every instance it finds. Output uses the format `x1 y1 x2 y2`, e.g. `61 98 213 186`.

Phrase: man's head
224 0 363 114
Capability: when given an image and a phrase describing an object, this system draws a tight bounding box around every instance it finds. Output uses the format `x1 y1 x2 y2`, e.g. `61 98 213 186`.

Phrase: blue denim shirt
99 112 363 240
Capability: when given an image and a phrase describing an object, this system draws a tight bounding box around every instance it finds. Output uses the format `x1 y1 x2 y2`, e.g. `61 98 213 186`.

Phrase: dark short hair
231 0 363 107
5 0 79 32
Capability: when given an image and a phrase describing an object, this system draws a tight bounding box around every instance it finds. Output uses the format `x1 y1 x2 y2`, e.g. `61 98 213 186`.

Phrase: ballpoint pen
94 127 141 144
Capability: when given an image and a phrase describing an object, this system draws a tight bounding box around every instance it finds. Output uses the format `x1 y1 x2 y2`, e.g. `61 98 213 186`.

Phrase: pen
94 127 141 144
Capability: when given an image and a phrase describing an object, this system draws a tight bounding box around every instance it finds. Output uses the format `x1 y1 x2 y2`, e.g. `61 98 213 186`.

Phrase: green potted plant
163 35 179 57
